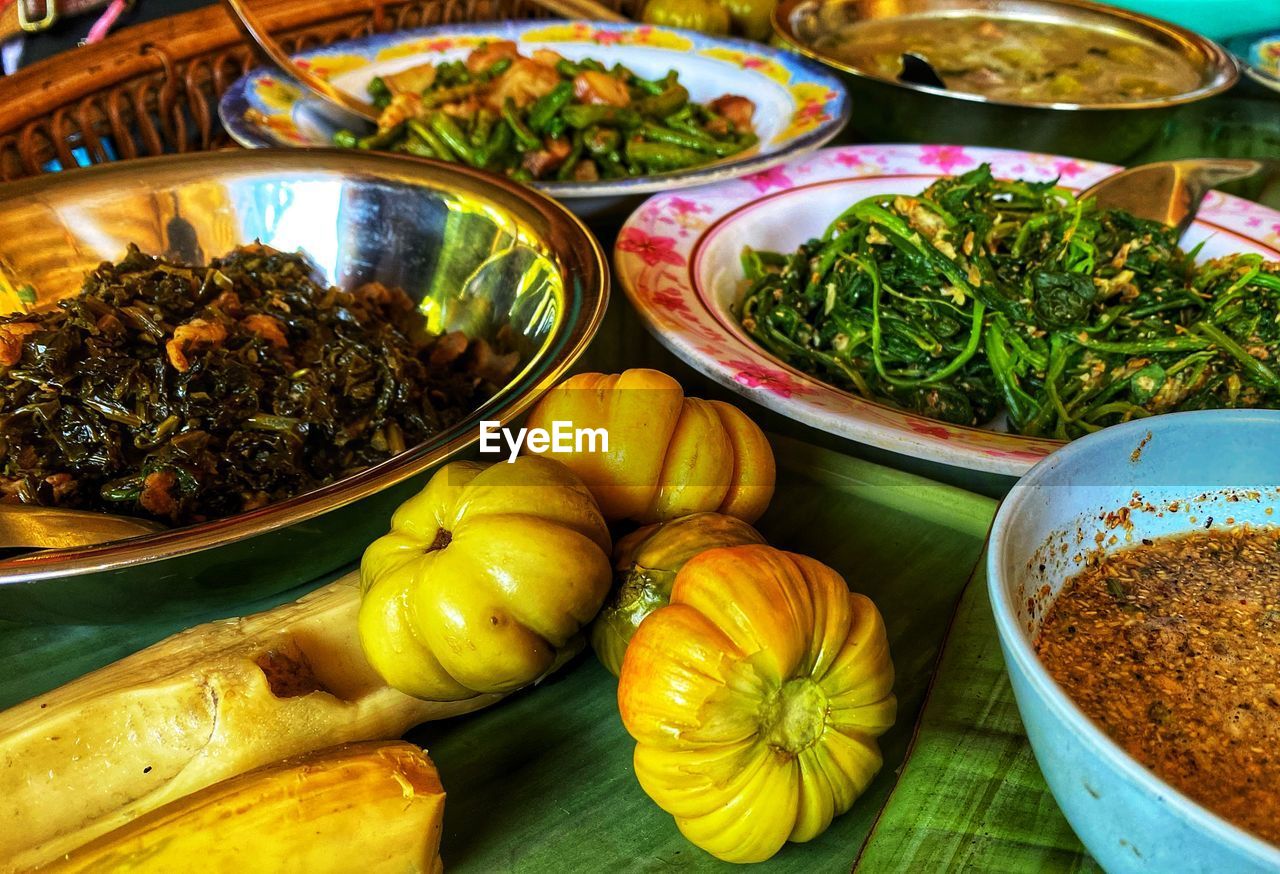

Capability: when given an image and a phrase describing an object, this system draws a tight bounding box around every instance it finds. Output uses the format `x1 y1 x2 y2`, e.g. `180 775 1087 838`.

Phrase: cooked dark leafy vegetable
0 245 516 526
737 164 1280 438
334 41 758 182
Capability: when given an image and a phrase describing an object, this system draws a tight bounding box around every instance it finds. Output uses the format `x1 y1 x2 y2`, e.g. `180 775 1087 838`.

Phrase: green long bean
337 46 758 183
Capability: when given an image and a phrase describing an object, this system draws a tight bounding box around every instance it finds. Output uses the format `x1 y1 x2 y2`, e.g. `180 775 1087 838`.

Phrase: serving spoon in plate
887 54 1273 241
220 0 630 137
221 0 379 131
899 53 948 89
886 48 1274 236
222 0 378 127
1081 158 1278 239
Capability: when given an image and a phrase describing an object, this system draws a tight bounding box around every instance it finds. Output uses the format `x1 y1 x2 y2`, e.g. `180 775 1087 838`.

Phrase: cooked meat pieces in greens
0 244 516 526
332 41 758 182
737 164 1280 438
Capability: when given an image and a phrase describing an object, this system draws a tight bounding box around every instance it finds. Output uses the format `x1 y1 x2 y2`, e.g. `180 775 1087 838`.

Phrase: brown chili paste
1036 526 1280 845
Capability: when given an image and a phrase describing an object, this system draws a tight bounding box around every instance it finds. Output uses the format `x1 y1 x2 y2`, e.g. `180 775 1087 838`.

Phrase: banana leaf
0 436 1089 871
411 436 996 872
856 562 1097 872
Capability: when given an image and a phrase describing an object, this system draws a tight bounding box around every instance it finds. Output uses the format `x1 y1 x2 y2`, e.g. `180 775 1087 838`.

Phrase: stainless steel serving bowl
0 150 607 622
773 0 1240 162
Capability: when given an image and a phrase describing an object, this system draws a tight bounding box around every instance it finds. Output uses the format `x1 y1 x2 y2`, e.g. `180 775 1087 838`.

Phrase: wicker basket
0 0 639 181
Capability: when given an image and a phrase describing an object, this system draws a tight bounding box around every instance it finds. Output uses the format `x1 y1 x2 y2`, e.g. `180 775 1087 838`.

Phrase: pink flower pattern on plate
907 419 954 440
726 361 812 398
1053 159 1088 178
666 197 708 216
919 145 975 174
650 290 692 316
742 166 793 193
617 228 685 267
834 150 866 169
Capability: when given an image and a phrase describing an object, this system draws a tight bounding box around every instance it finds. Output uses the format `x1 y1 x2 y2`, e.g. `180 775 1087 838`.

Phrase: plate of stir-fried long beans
333 44 761 184
220 21 849 209
615 145 1280 474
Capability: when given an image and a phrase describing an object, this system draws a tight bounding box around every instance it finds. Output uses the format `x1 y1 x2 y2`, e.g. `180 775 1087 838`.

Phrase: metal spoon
899 53 947 89
1081 158 1277 239
221 0 631 133
0 504 165 552
222 0 379 126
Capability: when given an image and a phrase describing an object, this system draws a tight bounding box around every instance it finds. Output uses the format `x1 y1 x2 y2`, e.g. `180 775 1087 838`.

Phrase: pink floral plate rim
614 144 1280 476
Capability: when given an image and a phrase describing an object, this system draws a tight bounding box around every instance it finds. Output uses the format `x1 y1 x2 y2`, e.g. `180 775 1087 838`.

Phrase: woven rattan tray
0 0 639 181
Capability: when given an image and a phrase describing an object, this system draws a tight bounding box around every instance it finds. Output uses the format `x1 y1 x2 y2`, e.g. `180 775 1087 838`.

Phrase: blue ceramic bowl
988 411 1280 872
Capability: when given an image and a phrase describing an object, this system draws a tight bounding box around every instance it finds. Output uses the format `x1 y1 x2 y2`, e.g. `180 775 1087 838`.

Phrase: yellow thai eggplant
38 741 446 873
522 368 775 524
0 575 499 873
617 544 896 863
359 456 612 700
591 511 765 676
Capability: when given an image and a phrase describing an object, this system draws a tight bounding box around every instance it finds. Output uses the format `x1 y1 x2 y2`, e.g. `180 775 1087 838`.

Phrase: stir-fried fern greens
737 164 1280 439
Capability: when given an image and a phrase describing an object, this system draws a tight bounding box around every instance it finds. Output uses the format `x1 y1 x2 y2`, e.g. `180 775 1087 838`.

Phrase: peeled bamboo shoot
0 572 500 872
37 741 447 873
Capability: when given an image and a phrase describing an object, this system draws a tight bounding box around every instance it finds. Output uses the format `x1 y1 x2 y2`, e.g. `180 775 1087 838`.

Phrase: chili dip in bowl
988 410 1280 872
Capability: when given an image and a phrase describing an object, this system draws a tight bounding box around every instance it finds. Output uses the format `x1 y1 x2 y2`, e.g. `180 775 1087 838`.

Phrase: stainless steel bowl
0 150 608 622
773 0 1240 162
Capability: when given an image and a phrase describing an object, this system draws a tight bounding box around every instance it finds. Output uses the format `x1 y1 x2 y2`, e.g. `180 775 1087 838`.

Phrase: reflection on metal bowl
0 150 607 622
773 0 1239 162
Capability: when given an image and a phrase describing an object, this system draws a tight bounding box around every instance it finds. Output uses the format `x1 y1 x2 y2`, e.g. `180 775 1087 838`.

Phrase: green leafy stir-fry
737 164 1280 439
0 245 514 526
334 41 757 182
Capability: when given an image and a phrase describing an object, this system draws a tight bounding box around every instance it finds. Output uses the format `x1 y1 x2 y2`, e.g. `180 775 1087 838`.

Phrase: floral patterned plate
219 21 847 212
616 144 1280 475
1226 29 1280 94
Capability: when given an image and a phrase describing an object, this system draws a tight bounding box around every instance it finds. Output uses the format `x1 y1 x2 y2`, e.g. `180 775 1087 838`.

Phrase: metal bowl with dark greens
0 244 517 528
0 150 607 622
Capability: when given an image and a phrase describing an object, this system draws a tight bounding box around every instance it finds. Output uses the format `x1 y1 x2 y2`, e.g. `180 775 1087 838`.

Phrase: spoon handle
1168 159 1275 238
222 0 380 123
899 52 947 89
1083 158 1278 239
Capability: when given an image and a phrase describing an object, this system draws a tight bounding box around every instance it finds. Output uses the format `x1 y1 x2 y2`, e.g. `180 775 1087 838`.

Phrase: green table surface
4 80 1279 871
